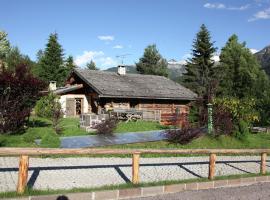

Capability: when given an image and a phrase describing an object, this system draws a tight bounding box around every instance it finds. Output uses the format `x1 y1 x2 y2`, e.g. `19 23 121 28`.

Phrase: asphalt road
133 182 270 200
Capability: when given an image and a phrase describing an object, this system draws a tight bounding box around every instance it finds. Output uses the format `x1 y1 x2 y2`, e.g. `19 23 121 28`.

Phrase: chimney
49 81 57 91
117 65 126 75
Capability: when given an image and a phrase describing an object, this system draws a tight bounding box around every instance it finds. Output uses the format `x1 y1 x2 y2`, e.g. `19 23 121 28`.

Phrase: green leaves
136 44 168 77
218 34 268 99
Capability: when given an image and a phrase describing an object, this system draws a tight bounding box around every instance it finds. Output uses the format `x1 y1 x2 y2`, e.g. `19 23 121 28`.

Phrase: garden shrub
35 93 59 118
213 97 257 139
40 132 60 148
165 127 204 145
35 93 63 134
0 64 45 134
233 119 250 140
212 103 233 135
95 118 117 135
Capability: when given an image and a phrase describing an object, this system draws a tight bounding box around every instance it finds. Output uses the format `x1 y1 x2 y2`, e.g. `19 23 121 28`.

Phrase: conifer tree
37 33 66 86
86 60 98 70
66 56 75 70
182 24 217 99
218 34 268 98
136 44 168 77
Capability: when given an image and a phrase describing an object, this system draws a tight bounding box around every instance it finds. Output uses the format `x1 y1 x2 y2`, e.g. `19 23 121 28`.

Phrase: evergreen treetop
37 33 66 86
136 44 168 77
86 60 98 70
182 24 217 99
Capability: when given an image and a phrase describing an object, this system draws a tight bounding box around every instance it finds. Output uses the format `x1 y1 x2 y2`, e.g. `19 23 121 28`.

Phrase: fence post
17 155 29 194
261 153 267 175
209 153 216 180
132 152 140 184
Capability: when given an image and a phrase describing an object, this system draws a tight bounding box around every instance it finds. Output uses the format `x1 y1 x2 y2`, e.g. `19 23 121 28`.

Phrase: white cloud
97 35 114 41
98 57 117 67
75 50 117 68
113 45 123 49
74 51 104 66
204 3 225 9
248 7 270 21
204 3 249 11
212 55 220 62
228 4 250 10
250 48 259 54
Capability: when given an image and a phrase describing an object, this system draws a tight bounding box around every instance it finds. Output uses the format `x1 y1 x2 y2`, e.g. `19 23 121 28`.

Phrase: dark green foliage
136 44 168 77
65 56 76 72
40 132 60 148
182 24 217 98
255 45 270 77
86 60 98 70
218 34 266 98
233 120 250 140
4 47 34 71
36 33 67 86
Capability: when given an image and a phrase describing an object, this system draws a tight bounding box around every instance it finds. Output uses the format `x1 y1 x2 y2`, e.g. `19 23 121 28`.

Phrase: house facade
53 66 197 125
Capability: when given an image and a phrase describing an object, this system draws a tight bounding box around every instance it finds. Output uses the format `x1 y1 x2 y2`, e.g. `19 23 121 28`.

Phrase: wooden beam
17 155 29 194
261 153 267 175
208 153 216 180
1 148 270 156
132 152 140 184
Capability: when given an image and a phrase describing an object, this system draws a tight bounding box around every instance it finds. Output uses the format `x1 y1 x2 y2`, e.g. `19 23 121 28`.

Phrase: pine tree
136 44 168 77
5 47 34 71
37 33 66 86
218 34 267 98
182 24 217 98
66 56 76 71
86 60 98 70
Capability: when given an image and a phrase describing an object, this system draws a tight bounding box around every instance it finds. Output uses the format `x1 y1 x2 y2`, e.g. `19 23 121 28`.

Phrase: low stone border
4 176 270 200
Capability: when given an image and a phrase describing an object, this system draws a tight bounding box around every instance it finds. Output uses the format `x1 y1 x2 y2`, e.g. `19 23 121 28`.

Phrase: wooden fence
0 148 269 194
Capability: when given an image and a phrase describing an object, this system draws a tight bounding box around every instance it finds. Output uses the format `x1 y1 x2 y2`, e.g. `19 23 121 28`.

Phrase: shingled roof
74 68 197 100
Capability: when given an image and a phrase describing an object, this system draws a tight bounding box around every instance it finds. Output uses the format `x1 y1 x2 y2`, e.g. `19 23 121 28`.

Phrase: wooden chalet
53 66 197 125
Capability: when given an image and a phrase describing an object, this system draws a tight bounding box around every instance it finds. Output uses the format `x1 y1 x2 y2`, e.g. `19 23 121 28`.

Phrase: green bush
0 137 6 147
40 133 60 148
35 93 60 118
233 119 250 140
23 128 43 143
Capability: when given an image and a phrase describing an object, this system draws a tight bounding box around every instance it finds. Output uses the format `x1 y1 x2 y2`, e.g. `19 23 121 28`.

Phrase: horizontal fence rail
0 148 269 194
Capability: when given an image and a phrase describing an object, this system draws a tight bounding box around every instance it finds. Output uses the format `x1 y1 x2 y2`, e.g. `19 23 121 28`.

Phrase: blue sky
1 0 270 69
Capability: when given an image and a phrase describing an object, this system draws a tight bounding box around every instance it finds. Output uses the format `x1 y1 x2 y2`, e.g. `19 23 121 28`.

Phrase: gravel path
0 156 268 192
133 182 270 200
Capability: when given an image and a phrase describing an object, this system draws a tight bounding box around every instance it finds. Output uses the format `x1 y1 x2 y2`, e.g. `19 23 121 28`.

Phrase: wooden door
66 98 75 116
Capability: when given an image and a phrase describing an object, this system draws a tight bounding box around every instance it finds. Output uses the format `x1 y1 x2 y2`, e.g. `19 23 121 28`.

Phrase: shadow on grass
27 119 51 128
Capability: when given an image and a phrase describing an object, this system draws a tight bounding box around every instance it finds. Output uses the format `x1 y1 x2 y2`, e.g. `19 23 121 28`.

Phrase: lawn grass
0 173 268 199
0 117 168 148
0 117 91 148
114 120 167 133
106 133 270 150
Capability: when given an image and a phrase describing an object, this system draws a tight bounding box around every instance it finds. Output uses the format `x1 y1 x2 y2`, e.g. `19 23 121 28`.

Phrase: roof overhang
53 84 84 95
99 94 197 101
